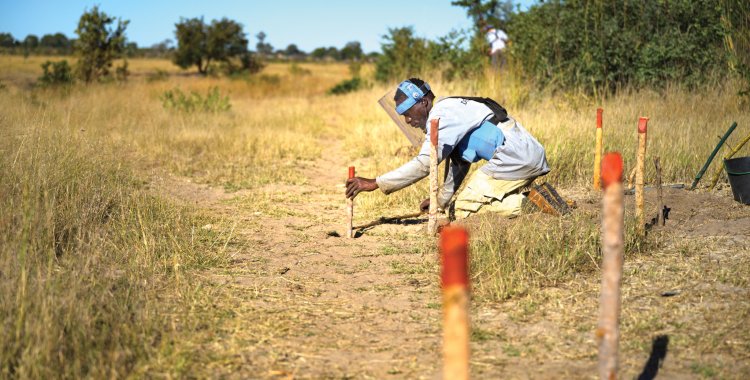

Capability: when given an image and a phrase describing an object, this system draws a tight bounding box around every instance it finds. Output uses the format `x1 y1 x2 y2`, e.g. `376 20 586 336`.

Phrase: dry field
1 55 749 378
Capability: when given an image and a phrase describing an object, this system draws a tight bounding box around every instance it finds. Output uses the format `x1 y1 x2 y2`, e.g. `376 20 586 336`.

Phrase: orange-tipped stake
428 119 440 235
347 166 355 238
635 117 649 237
598 152 625 380
440 226 470 380
593 108 604 190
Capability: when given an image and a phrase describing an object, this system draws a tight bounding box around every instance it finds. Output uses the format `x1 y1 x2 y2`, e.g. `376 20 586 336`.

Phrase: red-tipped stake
593 108 604 190
441 226 470 380
598 153 625 380
347 166 355 238
428 119 440 235
635 117 649 237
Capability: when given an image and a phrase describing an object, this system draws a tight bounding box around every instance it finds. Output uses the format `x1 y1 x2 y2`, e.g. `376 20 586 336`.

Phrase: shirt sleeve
375 153 430 194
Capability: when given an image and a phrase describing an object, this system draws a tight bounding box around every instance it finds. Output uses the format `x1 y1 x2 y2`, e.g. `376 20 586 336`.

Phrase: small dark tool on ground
647 206 671 230
353 211 426 230
528 182 572 216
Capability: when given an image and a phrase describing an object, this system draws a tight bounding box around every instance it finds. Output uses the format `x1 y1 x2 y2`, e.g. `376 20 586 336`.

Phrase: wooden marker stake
347 166 355 238
440 226 470 380
428 119 440 235
598 152 625 380
635 117 649 237
593 108 604 190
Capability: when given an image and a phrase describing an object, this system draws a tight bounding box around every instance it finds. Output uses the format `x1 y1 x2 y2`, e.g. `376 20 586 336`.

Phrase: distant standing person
485 26 508 69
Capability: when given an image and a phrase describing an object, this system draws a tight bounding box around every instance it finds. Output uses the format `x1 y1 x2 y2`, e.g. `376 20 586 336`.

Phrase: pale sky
0 0 535 52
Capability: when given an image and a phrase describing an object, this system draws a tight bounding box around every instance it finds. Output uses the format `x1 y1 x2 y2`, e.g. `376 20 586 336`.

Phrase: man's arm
346 155 431 199
375 155 430 194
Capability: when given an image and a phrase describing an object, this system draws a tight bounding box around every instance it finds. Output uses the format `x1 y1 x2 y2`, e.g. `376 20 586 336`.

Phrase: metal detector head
378 89 425 148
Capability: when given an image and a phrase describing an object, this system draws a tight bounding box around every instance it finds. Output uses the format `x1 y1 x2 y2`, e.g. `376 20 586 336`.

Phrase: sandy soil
146 141 750 379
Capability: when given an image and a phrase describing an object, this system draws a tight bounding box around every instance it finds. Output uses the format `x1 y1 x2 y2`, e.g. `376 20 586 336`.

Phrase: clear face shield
377 89 425 148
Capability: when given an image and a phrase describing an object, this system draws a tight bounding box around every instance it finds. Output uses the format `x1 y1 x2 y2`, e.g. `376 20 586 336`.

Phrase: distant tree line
0 32 75 55
0 30 378 63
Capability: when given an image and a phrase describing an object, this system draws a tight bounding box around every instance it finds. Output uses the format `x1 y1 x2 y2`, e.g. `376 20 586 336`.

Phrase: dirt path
148 139 448 378
147 138 749 379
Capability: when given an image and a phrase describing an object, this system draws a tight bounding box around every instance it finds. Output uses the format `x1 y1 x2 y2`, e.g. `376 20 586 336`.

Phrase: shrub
173 17 253 76
254 74 281 85
74 6 129 83
161 87 231 113
375 26 488 82
289 63 311 76
38 60 74 86
375 27 433 82
327 77 365 95
507 0 735 93
431 29 487 81
146 69 169 82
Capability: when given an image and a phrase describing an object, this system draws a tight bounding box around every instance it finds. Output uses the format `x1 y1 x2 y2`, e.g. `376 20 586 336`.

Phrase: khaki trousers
453 170 534 218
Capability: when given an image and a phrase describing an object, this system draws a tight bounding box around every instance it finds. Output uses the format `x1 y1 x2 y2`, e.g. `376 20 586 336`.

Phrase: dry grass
0 97 238 377
1 55 748 378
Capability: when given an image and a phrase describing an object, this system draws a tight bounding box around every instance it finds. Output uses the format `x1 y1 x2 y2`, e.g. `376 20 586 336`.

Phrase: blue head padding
395 80 431 115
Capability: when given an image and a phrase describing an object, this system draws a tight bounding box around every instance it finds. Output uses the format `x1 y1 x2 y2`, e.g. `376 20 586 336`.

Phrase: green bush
146 69 169 82
38 60 74 86
161 87 231 113
289 63 311 76
507 0 736 93
375 27 433 82
327 77 365 95
74 6 129 83
375 26 487 82
250 74 281 85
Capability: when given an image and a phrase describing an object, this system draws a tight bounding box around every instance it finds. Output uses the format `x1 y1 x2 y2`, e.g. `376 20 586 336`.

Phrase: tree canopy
174 17 249 74
74 6 129 83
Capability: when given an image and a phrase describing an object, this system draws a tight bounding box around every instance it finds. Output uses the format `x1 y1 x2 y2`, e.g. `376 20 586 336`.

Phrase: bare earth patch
147 144 749 379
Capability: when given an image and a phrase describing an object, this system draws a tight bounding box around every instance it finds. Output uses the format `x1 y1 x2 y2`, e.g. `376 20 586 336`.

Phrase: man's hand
346 177 378 199
420 198 430 213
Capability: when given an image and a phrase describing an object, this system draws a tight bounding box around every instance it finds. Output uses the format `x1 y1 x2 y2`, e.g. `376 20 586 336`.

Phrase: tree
0 33 15 48
325 46 341 60
255 31 273 56
207 18 248 62
340 41 363 61
310 47 328 60
173 18 208 73
74 6 129 82
23 34 39 49
451 0 514 30
284 43 304 57
148 39 173 58
40 33 71 49
173 17 250 75
375 27 431 81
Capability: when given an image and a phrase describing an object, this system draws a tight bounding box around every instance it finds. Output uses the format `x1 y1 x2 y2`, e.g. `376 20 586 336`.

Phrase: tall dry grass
1 56 748 375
